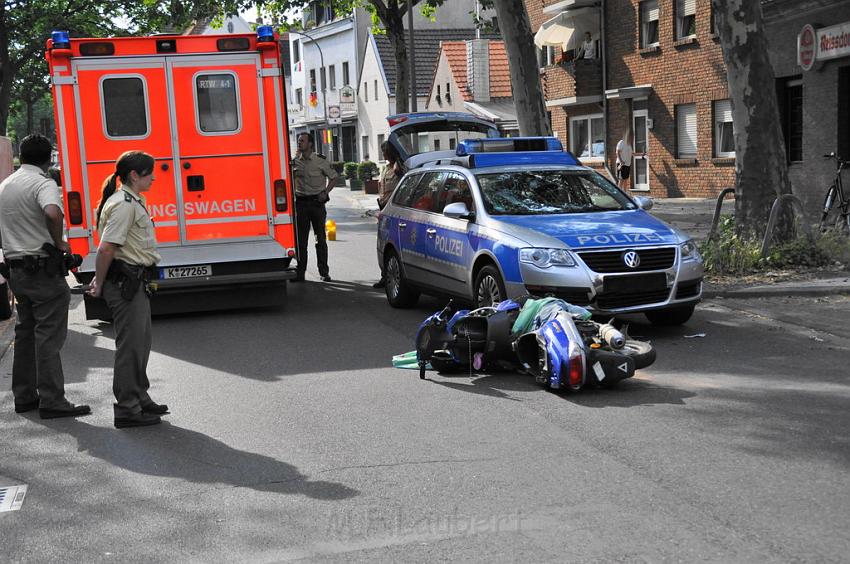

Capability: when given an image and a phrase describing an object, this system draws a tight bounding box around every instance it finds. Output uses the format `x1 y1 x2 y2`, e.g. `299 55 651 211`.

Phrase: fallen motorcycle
413 297 655 391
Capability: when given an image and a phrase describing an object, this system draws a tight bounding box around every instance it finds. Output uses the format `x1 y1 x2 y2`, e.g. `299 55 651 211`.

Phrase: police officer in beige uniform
0 134 90 418
292 132 337 282
89 151 167 428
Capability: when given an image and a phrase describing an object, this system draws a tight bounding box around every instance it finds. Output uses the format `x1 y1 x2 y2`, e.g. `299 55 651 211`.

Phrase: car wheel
619 339 656 370
384 250 419 308
644 304 695 326
0 282 13 320
474 265 506 308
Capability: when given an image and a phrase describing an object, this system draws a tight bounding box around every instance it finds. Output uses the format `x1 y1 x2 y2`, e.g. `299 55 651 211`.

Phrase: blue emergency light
455 137 578 168
51 30 71 50
456 137 564 156
256 25 275 43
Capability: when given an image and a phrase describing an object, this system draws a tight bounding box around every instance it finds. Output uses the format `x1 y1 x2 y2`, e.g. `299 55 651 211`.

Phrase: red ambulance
46 28 297 320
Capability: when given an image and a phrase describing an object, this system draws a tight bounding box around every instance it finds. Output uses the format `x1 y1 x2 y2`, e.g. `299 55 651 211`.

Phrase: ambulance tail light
67 191 84 225
274 180 288 212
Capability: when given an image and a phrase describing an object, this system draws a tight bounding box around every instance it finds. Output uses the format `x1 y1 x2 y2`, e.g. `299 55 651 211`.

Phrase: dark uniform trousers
296 197 329 277
9 268 71 410
103 279 152 417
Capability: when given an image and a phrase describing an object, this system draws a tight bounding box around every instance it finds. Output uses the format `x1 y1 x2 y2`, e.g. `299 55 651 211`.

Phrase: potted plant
344 162 362 190
331 161 346 187
358 160 380 194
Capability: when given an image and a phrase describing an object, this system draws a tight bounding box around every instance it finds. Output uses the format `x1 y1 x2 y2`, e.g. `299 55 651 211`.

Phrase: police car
376 114 703 325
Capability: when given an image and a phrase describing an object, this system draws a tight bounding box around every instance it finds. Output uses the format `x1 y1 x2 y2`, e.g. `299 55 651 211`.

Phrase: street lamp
288 28 332 157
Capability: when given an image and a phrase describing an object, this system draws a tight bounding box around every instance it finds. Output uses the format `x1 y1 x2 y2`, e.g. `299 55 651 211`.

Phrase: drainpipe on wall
601 0 615 183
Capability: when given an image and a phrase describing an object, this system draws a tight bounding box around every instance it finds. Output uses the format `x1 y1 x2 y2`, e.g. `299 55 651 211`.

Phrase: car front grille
578 247 676 273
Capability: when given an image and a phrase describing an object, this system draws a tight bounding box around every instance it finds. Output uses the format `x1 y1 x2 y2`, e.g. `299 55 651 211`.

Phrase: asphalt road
1 192 849 563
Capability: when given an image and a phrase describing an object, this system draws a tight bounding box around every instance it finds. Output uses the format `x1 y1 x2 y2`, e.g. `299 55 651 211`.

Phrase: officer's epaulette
124 192 133 203
317 153 327 159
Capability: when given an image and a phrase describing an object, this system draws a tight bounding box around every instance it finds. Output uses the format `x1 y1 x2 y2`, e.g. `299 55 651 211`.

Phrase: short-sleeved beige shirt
0 164 63 259
292 153 337 196
98 187 161 267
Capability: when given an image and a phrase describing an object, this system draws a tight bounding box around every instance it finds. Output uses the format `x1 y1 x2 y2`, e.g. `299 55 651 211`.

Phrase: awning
605 84 653 100
534 7 599 49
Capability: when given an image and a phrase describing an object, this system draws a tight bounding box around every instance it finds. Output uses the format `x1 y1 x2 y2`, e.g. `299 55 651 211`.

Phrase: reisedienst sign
798 21 850 70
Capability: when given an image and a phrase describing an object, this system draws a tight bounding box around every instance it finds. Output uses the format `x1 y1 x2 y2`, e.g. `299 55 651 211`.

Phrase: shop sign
799 21 850 70
339 85 355 104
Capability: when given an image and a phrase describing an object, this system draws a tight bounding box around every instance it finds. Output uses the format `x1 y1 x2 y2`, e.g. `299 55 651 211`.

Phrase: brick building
527 0 850 206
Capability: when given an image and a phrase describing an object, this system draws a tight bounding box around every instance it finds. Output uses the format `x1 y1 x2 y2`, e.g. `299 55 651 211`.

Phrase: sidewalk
335 189 850 299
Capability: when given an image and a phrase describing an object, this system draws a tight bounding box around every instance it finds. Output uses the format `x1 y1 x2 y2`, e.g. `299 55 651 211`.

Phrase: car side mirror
633 196 653 210
443 202 475 220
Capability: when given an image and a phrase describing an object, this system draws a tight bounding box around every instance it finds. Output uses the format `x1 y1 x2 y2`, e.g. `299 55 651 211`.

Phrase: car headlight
680 240 702 262
519 248 576 268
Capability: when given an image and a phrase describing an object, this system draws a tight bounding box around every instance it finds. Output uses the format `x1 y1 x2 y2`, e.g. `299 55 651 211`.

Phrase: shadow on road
30 418 359 500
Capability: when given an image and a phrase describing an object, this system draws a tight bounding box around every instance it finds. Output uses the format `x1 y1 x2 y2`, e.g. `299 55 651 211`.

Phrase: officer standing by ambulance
0 134 90 418
291 132 337 282
88 151 167 428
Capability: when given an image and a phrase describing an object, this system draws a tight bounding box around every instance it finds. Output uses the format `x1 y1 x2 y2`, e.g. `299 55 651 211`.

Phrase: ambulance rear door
73 58 181 246
168 53 273 244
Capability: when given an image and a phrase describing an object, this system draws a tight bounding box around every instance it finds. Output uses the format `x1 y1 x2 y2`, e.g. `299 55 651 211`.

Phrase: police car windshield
476 170 636 215
395 123 493 156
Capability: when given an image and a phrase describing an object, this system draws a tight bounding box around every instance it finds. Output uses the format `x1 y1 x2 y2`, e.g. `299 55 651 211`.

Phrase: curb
703 281 850 299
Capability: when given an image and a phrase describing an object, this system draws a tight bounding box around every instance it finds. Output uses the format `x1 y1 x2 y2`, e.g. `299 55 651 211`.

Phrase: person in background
89 151 167 428
578 32 596 60
616 129 634 190
0 134 90 419
291 132 338 283
373 141 405 289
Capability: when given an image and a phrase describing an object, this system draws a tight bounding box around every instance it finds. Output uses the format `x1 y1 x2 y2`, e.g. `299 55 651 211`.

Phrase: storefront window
569 115 605 159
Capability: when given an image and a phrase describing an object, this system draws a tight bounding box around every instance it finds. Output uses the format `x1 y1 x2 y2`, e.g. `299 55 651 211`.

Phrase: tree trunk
384 10 410 114
713 0 793 237
489 0 550 136
0 8 12 136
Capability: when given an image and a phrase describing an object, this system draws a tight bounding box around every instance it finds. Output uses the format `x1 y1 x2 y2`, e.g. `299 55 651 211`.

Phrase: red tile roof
440 40 512 101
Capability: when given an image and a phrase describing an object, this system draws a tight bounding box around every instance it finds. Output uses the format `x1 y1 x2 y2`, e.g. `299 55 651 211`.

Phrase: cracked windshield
476 170 636 215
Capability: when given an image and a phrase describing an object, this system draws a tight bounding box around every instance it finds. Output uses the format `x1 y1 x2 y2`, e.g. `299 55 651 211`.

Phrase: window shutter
715 99 732 123
646 0 659 21
677 104 697 157
680 0 695 16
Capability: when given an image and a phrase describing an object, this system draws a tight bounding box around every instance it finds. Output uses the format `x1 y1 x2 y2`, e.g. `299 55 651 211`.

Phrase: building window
363 81 368 102
434 139 441 151
436 84 442 104
362 135 370 160
713 99 735 158
445 82 451 103
839 67 850 161
710 3 717 35
449 138 456 150
676 0 696 40
676 103 697 158
342 62 350 85
320 66 326 91
328 64 336 89
377 133 385 155
569 114 605 160
640 0 660 48
295 88 303 106
292 40 301 63
537 45 555 68
777 77 803 163
374 80 379 100
309 69 317 93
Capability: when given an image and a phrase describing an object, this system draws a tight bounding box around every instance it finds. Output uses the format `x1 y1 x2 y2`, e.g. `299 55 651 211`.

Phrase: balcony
543 55 603 102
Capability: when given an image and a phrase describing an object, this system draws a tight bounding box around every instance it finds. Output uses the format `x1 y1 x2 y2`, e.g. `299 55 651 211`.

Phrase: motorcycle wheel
618 339 656 369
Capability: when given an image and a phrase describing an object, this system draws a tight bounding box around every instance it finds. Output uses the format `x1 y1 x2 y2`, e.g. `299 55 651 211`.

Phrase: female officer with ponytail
88 151 167 428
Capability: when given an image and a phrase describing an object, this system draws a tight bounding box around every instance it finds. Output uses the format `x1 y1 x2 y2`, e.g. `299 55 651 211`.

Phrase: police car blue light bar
467 151 580 169
456 137 564 156
51 31 71 49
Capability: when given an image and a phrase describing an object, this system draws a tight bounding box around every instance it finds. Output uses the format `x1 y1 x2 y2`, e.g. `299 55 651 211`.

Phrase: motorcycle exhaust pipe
598 324 626 349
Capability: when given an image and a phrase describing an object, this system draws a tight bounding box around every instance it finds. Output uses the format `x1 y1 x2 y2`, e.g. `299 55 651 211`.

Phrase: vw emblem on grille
622 250 640 268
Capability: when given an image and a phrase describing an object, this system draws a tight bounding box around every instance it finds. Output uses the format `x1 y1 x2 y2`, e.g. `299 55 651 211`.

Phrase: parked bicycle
820 152 849 232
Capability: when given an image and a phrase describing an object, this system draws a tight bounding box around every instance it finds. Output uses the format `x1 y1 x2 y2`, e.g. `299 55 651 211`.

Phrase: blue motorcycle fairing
495 299 521 312
539 316 573 389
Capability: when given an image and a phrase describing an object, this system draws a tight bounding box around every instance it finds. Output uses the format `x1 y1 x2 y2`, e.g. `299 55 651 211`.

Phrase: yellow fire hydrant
326 219 337 241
